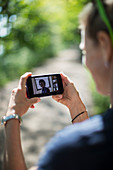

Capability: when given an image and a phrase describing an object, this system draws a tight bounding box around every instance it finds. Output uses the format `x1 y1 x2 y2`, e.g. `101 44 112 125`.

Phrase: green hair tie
96 0 113 45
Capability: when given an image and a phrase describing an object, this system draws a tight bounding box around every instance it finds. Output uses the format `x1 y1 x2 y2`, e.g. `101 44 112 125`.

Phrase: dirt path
0 49 94 169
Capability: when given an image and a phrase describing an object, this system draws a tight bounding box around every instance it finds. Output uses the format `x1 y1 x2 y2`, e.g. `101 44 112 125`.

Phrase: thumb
60 72 71 86
52 95 63 100
28 97 41 105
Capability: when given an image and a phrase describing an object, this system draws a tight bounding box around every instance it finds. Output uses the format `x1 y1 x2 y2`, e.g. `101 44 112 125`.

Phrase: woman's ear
97 31 112 67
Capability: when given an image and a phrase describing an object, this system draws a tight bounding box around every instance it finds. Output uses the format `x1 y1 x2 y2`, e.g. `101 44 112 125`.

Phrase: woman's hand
6 72 40 117
52 73 88 122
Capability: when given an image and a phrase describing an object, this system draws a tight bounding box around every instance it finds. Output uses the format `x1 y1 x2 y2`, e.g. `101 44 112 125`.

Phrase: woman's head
39 79 46 88
79 0 113 96
79 0 113 44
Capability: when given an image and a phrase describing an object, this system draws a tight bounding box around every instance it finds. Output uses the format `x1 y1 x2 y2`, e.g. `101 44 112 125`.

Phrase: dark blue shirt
38 108 113 170
42 87 50 94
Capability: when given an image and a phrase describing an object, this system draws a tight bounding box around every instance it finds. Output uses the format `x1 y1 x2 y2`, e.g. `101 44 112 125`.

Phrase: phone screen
26 74 64 98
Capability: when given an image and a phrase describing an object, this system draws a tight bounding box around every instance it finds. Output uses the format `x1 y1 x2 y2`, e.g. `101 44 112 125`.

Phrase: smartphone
26 73 64 98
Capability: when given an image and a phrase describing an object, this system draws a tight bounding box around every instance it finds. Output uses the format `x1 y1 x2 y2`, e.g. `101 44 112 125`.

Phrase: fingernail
57 95 62 99
31 105 35 108
37 98 40 102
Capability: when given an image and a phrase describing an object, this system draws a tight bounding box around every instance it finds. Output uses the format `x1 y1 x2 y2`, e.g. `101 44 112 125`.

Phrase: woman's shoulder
38 109 113 169
43 114 104 154
37 115 104 169
44 108 113 150
56 114 104 143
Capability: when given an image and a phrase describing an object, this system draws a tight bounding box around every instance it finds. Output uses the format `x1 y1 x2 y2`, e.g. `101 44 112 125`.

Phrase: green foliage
0 0 56 86
0 0 90 87
93 92 110 114
1 0 109 116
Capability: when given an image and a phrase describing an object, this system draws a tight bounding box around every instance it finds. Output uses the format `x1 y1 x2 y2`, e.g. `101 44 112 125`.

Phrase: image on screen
31 75 59 95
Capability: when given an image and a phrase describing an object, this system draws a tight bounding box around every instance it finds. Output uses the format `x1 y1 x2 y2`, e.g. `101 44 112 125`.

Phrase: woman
39 79 50 94
2 0 113 169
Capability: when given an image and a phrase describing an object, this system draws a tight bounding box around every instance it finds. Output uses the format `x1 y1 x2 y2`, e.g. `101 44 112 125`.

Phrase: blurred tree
0 0 109 113
0 0 89 86
60 0 89 47
0 0 55 85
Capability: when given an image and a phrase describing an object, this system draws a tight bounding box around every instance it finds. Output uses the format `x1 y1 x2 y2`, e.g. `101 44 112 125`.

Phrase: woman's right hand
52 73 88 121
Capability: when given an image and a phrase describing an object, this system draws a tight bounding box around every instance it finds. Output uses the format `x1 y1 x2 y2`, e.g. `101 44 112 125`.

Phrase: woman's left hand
6 72 40 117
